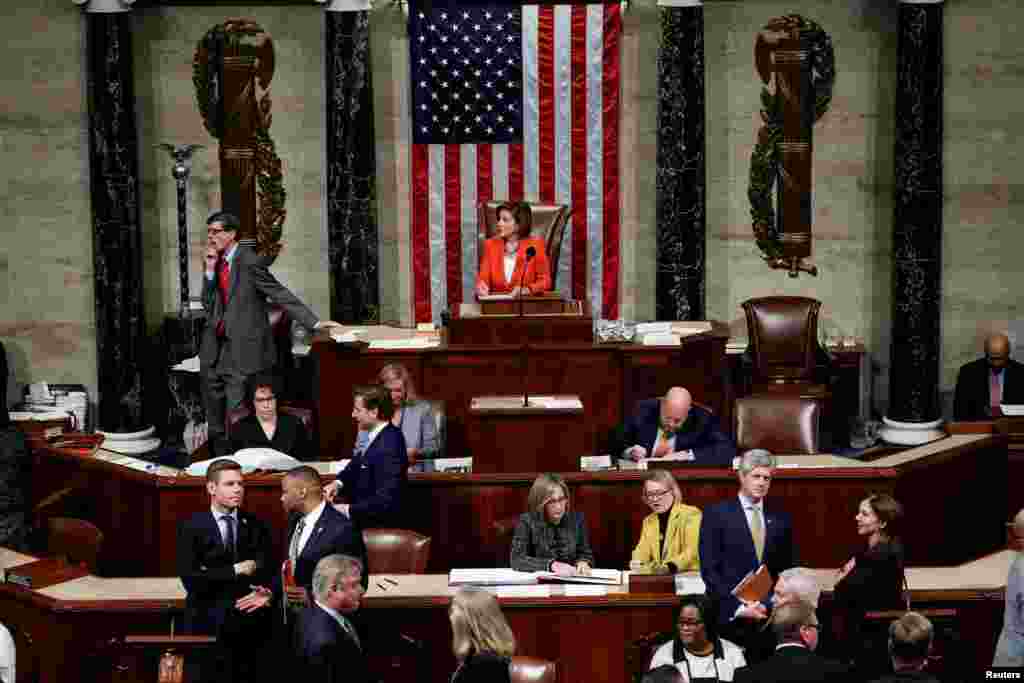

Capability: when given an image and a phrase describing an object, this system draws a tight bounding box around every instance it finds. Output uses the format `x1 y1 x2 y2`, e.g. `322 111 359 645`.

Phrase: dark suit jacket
451 652 512 683
281 503 369 597
868 671 940 683
734 645 850 683
622 399 736 466
336 424 408 528
230 413 312 461
953 357 1024 420
698 497 795 622
509 511 594 572
292 603 371 683
200 243 319 375
177 508 274 636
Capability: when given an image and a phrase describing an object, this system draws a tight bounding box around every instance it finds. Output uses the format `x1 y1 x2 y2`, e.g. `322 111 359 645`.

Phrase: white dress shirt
0 623 14 683
738 493 765 534
363 421 388 452
211 506 238 546
294 500 326 558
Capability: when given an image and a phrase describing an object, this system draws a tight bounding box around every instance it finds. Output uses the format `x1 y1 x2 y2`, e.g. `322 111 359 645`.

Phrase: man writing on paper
953 332 1024 420
200 211 341 458
177 459 274 682
698 450 795 648
620 387 736 466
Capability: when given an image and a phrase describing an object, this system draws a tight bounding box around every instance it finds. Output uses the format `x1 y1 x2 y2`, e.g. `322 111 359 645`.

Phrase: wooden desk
313 326 731 465
33 434 1008 578
0 547 1010 683
467 396 586 473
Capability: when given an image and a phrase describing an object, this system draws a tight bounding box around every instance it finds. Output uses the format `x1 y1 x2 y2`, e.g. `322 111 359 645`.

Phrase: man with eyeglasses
200 211 341 458
619 386 736 466
733 600 849 682
953 332 1024 420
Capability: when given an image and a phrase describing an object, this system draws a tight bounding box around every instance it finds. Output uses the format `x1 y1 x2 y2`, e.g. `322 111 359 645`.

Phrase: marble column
80 0 147 431
323 0 380 324
884 0 944 440
655 0 705 322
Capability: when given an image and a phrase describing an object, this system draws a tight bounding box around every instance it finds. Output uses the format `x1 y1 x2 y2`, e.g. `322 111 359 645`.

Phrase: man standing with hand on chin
200 211 341 458
177 459 274 682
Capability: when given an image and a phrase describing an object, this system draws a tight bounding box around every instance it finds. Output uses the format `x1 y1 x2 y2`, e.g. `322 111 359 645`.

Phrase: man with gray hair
869 611 937 682
734 600 849 682
774 567 821 609
994 508 1024 666
699 450 795 637
293 554 370 682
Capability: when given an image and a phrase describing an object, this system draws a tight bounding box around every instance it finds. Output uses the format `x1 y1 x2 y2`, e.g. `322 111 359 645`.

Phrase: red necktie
216 258 230 337
991 371 1002 410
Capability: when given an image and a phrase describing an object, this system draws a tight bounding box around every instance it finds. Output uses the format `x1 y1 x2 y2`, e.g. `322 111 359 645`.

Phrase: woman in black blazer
832 492 906 676
229 372 312 460
449 587 515 683
510 473 594 575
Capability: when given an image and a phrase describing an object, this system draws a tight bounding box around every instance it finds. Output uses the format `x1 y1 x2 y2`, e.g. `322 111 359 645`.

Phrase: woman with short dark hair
649 594 746 680
229 372 312 460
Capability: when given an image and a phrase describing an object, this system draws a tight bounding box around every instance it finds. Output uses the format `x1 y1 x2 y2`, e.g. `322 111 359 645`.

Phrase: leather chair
626 632 673 683
46 517 103 574
492 515 521 566
741 296 829 392
362 528 432 574
477 201 573 289
735 396 822 455
509 656 557 683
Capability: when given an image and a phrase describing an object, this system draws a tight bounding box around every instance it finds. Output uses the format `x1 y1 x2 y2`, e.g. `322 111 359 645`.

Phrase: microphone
518 246 536 407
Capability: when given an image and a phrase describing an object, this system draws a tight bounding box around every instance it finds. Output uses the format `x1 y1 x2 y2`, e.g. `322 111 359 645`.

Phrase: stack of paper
368 337 439 350
449 568 537 586
675 572 707 595
1002 404 1024 416
536 568 622 585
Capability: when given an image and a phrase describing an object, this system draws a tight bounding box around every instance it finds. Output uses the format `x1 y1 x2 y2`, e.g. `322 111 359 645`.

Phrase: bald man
953 333 1024 420
620 387 736 466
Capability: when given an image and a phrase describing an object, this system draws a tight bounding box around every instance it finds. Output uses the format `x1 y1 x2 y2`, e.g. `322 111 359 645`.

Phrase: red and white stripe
409 2 621 324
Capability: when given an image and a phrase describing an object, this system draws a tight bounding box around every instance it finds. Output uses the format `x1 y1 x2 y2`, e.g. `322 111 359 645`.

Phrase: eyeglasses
643 488 673 502
677 620 704 629
545 496 568 507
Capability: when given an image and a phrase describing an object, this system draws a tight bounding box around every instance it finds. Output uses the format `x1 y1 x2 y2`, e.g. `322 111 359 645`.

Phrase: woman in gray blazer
354 363 439 472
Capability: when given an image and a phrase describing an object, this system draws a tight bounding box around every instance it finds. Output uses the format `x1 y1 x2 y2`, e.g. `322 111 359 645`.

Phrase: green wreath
193 20 286 262
748 15 836 263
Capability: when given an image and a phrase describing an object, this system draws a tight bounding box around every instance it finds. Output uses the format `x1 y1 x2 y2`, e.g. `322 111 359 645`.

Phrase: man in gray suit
200 211 339 457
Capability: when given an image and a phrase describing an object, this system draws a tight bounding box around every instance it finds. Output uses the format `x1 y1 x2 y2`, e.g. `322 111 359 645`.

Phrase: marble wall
0 3 95 405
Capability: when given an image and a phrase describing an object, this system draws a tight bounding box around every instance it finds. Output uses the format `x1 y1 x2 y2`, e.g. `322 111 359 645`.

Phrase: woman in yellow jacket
631 469 702 573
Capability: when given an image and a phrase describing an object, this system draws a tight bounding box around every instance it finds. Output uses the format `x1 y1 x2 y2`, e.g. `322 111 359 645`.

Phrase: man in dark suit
200 211 339 457
293 553 372 683
177 459 274 682
734 600 849 682
698 449 795 637
953 332 1024 420
326 385 408 529
620 387 736 466
277 466 369 614
869 612 938 683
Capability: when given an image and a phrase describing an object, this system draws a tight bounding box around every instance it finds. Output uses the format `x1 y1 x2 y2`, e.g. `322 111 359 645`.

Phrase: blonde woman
449 587 516 683
631 469 702 574
510 473 594 575
353 363 438 470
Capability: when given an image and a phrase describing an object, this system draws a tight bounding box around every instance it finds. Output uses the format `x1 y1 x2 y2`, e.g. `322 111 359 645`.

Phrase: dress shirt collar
302 499 326 530
775 642 808 651
314 599 351 631
738 493 764 513
365 421 388 450
211 506 238 522
223 242 238 265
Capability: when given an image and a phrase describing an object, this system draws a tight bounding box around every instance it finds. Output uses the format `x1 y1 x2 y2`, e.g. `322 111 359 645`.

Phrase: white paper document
495 585 552 598
186 448 300 476
449 568 538 586
1002 404 1024 416
171 356 201 373
675 572 707 595
564 584 609 596
368 337 439 349
529 396 584 410
535 568 622 585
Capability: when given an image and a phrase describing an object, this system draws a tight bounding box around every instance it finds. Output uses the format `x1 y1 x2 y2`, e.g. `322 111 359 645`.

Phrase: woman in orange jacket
475 201 552 297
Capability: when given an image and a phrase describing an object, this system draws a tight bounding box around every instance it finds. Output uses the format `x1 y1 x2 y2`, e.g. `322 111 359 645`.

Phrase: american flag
408 1 621 323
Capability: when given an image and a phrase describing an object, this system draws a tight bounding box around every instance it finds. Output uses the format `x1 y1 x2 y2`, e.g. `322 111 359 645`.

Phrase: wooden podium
448 295 593 345
467 395 587 473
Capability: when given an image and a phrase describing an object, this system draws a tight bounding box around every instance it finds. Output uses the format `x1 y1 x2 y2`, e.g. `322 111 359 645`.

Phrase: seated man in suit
326 385 408 528
953 332 1024 420
241 466 369 620
177 458 274 682
734 600 849 682
698 450 795 645
869 612 938 683
621 386 736 466
293 554 371 683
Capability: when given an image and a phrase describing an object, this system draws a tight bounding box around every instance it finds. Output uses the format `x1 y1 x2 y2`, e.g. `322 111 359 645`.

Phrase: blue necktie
354 431 370 456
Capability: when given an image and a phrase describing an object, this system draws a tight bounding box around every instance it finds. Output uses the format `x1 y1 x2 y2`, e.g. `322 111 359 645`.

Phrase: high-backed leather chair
362 528 431 574
492 515 521 566
626 632 673 682
735 396 822 455
741 296 827 391
477 201 572 289
47 517 103 574
509 656 557 683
